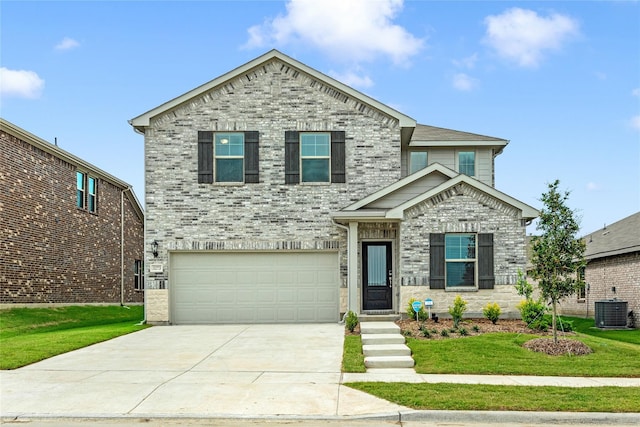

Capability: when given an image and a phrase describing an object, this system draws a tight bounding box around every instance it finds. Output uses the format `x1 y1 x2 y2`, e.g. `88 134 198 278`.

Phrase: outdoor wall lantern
152 240 159 258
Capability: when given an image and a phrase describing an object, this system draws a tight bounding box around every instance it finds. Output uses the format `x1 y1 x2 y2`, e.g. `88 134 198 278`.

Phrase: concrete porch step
365 355 415 369
360 321 400 335
363 343 411 357
361 334 406 345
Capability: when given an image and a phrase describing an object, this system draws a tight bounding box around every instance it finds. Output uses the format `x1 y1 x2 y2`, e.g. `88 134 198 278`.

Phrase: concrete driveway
0 324 408 420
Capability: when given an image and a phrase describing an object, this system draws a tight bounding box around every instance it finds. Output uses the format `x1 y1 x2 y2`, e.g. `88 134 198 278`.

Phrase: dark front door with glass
362 242 393 311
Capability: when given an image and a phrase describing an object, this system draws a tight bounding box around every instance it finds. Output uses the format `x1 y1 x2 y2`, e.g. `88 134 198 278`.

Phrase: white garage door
170 252 339 324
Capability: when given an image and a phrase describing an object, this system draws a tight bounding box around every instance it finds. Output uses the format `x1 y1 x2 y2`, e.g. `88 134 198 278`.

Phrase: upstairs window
409 151 428 174
285 131 345 184
76 171 98 213
197 131 259 184
76 172 86 208
300 133 330 182
88 176 97 213
215 133 244 182
459 151 475 176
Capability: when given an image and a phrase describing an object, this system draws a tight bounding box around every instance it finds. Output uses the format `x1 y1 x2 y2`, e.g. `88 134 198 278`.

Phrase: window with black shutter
197 131 259 184
284 130 345 184
429 232 494 290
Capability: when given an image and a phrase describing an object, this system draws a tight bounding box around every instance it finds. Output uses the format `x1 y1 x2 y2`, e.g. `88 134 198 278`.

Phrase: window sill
300 182 331 186
445 286 478 292
212 182 245 186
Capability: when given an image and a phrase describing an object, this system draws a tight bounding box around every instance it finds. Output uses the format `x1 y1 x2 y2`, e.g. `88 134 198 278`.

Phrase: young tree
530 180 586 343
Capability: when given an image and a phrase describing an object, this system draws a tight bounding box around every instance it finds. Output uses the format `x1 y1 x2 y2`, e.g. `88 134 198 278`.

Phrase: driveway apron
0 324 408 419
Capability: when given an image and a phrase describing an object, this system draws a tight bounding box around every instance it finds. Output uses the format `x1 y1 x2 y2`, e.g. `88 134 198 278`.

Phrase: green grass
0 305 148 369
561 316 640 345
409 333 640 377
342 334 366 373
346 382 640 412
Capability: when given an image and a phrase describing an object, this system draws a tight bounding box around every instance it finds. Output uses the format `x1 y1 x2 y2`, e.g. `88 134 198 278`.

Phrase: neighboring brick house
129 50 538 324
0 118 144 306
557 212 639 327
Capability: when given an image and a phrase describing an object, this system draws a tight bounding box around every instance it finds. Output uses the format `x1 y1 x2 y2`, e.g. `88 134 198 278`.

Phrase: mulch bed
347 318 591 356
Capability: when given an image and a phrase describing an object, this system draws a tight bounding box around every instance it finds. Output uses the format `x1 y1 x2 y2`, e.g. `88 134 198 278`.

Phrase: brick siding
0 128 144 305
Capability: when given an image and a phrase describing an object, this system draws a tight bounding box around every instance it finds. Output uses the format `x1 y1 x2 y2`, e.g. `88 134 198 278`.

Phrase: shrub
472 325 480 333
557 317 574 333
459 327 468 336
440 329 449 337
345 311 359 332
483 302 502 324
406 298 428 321
517 299 550 331
448 295 467 328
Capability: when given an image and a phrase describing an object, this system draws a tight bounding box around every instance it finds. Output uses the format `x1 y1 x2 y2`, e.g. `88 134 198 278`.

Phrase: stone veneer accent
398 182 528 318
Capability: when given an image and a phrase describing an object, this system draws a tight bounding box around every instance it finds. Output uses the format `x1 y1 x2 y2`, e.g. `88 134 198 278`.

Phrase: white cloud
0 67 45 98
632 88 640 97
329 70 374 89
55 37 80 51
631 115 640 131
245 0 423 65
453 53 478 69
452 73 478 91
483 8 579 68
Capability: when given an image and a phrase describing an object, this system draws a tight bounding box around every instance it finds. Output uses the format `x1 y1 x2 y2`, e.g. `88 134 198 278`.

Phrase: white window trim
445 233 478 290
300 132 331 183
214 132 245 183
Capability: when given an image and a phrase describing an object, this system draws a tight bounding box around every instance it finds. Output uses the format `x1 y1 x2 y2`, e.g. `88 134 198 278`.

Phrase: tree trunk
552 300 558 343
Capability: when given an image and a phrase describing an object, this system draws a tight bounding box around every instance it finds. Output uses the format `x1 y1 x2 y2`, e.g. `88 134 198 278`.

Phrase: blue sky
2 0 638 235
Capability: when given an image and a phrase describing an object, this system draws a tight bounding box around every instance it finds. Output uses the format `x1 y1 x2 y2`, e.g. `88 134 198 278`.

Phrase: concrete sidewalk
1 324 638 426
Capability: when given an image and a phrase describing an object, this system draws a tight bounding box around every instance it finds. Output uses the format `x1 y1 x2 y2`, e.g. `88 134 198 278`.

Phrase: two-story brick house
1 118 144 306
130 50 537 324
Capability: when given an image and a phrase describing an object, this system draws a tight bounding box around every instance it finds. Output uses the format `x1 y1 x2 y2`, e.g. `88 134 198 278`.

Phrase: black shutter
285 131 300 184
197 131 213 183
331 131 346 183
429 233 445 289
244 131 259 183
478 233 495 289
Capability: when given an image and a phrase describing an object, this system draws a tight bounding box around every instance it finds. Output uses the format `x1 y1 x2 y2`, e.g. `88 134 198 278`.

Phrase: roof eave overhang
129 49 416 133
409 140 508 148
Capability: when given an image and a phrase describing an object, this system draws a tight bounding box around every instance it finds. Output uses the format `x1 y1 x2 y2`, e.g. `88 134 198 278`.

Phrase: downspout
332 219 350 323
120 187 130 306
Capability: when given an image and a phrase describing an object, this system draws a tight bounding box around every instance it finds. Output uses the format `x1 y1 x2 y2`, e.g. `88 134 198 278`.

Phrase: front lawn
562 316 640 345
0 305 148 369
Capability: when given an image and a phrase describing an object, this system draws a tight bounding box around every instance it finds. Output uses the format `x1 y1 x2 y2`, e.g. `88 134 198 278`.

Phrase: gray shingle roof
583 212 640 260
411 124 508 142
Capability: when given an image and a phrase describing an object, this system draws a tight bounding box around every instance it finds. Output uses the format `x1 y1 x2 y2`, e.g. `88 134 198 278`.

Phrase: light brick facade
0 120 144 306
133 51 536 323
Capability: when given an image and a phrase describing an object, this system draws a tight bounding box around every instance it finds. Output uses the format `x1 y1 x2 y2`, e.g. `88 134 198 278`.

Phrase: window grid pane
300 133 330 182
215 133 244 182
459 151 475 176
409 152 427 174
445 234 476 287
76 172 85 208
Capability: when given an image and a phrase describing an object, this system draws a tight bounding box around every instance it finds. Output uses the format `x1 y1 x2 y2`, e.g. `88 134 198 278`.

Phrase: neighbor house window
577 266 586 301
285 131 345 184
459 151 475 176
300 133 330 182
445 234 476 287
430 233 494 290
410 151 428 174
76 171 86 208
87 176 97 213
215 133 244 182
134 260 144 291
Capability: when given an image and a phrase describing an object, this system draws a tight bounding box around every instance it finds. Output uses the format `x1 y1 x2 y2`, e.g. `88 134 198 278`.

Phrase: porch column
348 221 359 314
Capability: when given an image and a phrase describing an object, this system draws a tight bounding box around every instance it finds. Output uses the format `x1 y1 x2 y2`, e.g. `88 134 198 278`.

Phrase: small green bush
440 329 449 337
406 298 428 321
557 317 574 332
448 295 467 328
482 302 502 324
517 299 549 330
472 325 480 333
345 311 359 332
459 327 468 336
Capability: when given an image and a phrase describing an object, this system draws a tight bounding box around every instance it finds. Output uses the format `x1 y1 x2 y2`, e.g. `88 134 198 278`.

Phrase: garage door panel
171 252 338 324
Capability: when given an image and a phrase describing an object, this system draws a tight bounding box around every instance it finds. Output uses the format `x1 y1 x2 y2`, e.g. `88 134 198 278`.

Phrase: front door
362 242 392 311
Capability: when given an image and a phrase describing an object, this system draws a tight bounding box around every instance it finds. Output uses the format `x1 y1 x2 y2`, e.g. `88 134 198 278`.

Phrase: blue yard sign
412 300 422 321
